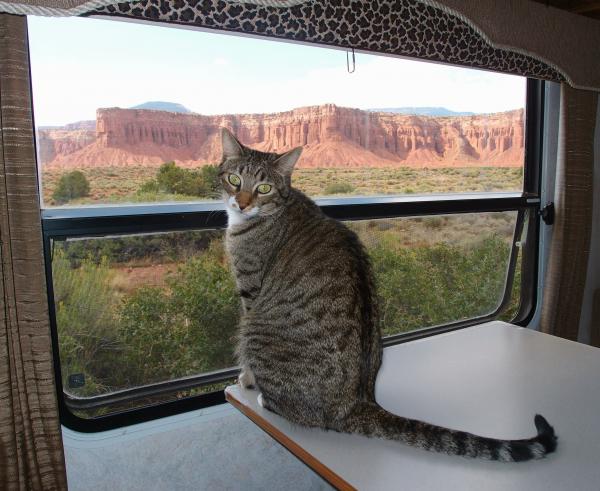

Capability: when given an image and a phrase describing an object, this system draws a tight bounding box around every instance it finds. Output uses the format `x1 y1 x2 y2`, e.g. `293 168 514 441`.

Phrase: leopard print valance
88 0 566 83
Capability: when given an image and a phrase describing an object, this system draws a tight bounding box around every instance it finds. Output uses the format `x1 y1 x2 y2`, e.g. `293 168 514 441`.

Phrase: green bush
52 170 90 204
58 230 222 267
370 236 509 336
52 250 127 395
55 237 239 396
138 179 159 194
137 162 219 199
53 231 516 401
118 240 239 382
199 164 220 195
324 181 355 195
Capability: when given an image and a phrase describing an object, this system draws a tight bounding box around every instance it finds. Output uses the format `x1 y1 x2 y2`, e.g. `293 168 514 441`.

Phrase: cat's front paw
238 368 256 389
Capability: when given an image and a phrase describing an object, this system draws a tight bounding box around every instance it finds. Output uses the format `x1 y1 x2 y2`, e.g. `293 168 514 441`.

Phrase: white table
225 321 600 490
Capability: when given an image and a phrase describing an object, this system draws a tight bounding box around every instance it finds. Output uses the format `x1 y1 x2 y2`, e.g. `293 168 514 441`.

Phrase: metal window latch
539 202 555 225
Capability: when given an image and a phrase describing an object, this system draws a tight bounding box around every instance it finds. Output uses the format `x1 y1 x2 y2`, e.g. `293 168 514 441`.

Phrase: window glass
28 17 527 207
53 211 521 417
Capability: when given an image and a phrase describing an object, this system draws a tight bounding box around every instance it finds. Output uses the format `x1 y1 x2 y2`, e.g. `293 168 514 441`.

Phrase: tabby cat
219 128 557 462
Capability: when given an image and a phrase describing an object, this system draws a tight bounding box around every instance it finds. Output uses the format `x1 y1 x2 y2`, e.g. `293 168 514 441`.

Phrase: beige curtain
540 84 598 341
0 13 67 491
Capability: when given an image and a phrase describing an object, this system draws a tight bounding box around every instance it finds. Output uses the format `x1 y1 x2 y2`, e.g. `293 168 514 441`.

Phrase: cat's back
262 189 374 306
278 189 361 259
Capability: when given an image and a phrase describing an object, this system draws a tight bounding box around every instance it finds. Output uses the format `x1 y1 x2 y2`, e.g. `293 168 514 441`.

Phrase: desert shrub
53 229 517 400
54 236 238 397
52 250 127 395
157 161 206 196
199 164 220 195
52 170 90 204
137 162 219 198
324 181 355 195
117 286 181 383
168 240 239 371
58 230 223 267
371 236 510 336
138 179 159 194
424 216 444 229
118 239 239 382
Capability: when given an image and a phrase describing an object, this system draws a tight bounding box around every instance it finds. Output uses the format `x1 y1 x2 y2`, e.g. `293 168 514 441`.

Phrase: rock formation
38 104 524 169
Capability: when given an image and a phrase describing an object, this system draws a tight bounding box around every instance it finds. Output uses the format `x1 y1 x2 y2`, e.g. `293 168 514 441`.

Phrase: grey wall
63 404 331 491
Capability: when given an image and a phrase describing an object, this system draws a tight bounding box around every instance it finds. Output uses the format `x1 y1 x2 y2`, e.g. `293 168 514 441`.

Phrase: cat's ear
221 128 244 160
273 147 302 176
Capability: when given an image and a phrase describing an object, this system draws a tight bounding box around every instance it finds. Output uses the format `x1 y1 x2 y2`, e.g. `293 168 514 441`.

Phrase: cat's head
218 128 302 222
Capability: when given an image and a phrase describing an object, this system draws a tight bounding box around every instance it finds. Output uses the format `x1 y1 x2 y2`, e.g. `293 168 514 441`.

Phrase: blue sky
28 16 526 127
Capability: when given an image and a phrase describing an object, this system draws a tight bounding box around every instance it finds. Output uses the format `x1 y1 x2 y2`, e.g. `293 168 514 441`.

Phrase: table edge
225 388 356 491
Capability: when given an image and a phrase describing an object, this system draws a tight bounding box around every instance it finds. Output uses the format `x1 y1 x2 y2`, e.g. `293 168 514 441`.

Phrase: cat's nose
236 191 252 211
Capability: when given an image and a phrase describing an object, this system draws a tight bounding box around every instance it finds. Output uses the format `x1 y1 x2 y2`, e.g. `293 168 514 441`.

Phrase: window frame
40 75 544 432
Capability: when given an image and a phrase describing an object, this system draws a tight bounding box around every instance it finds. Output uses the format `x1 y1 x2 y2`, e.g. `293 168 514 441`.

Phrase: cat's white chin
226 197 259 227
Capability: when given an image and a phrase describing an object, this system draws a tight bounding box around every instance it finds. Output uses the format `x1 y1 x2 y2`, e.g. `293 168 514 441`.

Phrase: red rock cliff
39 104 524 169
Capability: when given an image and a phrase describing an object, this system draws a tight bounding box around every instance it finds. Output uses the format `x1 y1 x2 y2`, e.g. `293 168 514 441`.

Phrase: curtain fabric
540 84 598 341
0 13 67 491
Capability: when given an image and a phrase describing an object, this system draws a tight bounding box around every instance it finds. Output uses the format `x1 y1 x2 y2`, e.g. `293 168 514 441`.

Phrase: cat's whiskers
205 208 226 225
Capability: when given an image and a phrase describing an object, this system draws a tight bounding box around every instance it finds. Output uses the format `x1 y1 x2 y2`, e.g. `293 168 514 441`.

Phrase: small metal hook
346 48 356 74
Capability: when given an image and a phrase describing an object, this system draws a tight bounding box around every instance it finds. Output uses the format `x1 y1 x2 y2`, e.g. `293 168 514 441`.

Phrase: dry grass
41 165 523 206
293 167 522 196
97 212 517 293
347 212 517 251
42 166 158 206
111 263 179 295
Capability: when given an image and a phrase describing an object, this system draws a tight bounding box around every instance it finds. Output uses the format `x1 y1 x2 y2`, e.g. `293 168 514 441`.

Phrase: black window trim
42 78 544 432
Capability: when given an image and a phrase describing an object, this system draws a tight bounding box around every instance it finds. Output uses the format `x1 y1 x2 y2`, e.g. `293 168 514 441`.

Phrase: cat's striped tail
338 402 557 462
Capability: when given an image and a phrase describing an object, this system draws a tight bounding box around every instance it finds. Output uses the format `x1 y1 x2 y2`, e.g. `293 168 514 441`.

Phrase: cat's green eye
228 174 241 186
257 184 272 194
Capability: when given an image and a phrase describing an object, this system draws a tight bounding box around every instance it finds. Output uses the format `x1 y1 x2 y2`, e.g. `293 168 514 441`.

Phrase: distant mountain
369 107 476 117
130 101 191 113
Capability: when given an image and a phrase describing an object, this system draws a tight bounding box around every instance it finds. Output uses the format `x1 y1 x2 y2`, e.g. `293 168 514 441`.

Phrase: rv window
28 17 541 430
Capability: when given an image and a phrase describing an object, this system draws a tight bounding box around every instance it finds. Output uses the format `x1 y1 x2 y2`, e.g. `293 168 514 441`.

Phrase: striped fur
219 128 557 462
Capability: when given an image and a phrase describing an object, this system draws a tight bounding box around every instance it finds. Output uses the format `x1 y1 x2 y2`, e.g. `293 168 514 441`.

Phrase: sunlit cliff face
38 106 524 169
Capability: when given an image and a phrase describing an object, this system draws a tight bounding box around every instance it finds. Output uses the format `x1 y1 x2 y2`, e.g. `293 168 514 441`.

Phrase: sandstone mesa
38 104 524 170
